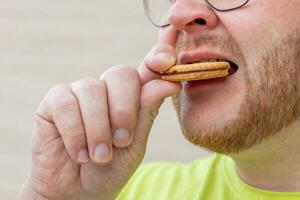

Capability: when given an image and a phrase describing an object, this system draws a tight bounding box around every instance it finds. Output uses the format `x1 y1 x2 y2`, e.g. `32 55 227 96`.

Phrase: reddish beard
172 34 300 154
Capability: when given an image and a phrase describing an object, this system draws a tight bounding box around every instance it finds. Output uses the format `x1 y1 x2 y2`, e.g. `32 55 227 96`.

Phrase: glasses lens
207 0 248 11
144 0 172 27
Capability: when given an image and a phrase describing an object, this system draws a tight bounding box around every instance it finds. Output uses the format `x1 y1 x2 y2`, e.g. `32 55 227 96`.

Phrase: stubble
172 34 300 154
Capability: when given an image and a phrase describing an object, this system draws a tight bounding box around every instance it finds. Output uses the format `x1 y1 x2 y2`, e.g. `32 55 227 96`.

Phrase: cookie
161 61 230 82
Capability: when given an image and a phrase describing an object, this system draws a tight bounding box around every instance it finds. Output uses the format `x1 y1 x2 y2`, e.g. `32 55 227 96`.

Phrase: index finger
138 27 179 85
158 26 178 44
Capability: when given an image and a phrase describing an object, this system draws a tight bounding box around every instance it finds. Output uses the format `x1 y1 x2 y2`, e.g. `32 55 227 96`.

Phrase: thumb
132 79 181 146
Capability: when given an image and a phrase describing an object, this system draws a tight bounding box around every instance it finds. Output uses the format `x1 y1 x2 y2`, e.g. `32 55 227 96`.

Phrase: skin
18 0 300 199
17 46 181 200
170 0 299 152
168 0 300 192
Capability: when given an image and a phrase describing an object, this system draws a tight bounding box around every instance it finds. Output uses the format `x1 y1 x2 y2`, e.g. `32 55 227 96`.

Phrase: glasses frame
143 0 250 27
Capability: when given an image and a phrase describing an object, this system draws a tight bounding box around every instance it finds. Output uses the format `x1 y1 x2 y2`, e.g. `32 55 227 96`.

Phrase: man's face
160 0 300 154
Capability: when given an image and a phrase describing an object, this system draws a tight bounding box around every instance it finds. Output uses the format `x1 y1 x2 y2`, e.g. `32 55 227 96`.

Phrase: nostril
194 18 207 25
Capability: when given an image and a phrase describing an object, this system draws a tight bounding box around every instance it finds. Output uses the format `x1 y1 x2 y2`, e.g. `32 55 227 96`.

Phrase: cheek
217 2 284 63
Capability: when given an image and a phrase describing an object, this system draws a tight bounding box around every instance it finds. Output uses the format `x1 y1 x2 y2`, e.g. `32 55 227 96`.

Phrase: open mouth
227 61 239 76
185 59 239 77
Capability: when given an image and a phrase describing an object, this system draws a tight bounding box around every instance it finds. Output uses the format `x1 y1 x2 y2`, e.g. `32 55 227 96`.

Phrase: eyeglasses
143 0 250 27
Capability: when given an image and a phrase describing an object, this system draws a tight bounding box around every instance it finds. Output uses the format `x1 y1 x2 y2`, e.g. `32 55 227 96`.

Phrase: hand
17 43 181 200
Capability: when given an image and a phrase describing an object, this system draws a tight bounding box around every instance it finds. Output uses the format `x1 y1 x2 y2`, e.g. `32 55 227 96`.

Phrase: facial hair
172 34 300 154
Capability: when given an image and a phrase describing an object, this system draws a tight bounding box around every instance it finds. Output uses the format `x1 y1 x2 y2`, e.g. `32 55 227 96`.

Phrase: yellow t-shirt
117 154 300 200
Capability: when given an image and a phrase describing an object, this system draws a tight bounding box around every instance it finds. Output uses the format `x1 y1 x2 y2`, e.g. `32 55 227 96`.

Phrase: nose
168 0 218 32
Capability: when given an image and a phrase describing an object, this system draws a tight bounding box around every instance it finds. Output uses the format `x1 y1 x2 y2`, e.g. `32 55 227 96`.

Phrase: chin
171 72 252 154
180 71 246 133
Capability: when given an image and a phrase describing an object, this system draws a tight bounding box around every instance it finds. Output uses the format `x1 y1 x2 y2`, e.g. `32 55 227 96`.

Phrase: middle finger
100 65 141 148
71 78 112 164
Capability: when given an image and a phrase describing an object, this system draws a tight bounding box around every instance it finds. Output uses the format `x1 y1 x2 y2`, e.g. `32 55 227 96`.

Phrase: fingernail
113 128 131 147
94 143 111 163
77 148 89 163
155 53 176 66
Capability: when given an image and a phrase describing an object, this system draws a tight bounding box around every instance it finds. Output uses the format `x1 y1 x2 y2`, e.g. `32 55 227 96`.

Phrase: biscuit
161 61 230 82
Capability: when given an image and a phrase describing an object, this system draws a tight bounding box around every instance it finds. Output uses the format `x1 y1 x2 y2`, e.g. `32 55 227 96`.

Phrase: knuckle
47 84 68 96
46 84 70 102
100 64 140 83
113 106 132 117
61 125 85 150
85 125 109 138
54 95 78 111
66 125 84 139
102 64 139 80
117 64 138 76
59 98 78 111
73 78 105 93
114 64 134 72
43 84 78 112
43 85 66 104
66 131 85 151
85 79 105 92
116 65 140 83
35 84 70 121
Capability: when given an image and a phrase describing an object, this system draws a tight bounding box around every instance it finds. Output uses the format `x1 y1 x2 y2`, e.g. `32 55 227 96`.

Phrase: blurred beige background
0 0 210 199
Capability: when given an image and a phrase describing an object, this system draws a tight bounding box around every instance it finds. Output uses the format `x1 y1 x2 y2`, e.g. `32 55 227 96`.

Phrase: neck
230 119 300 192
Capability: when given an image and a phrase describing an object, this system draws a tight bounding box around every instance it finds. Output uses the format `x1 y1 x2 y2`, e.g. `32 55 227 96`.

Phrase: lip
178 48 238 65
183 76 230 90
